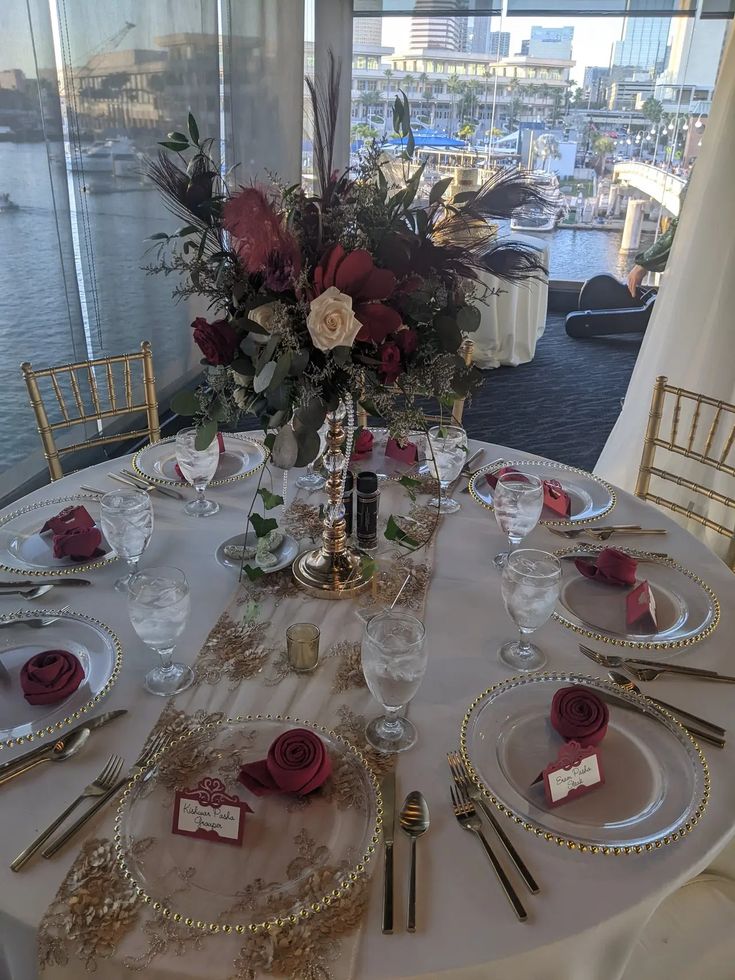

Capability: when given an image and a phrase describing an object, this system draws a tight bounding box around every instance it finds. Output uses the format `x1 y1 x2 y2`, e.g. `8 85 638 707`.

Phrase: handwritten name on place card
543 741 605 808
172 777 251 846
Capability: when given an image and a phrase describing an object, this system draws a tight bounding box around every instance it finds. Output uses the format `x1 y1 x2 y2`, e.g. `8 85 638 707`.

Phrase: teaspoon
399 791 430 932
0 728 90 787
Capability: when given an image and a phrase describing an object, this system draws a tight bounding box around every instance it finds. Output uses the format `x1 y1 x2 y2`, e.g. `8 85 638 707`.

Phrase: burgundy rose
551 686 609 746
192 316 239 366
379 342 402 384
238 729 332 797
351 428 374 460
52 527 103 561
394 328 418 356
20 650 84 705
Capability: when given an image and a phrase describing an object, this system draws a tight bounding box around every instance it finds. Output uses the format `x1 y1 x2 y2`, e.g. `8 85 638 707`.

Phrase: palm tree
383 68 393 134
403 73 415 98
537 83 554 121
417 70 429 121
447 74 464 136
360 90 382 124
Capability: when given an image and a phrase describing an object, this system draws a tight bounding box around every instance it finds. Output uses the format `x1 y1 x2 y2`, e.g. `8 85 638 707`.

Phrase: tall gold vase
292 401 374 599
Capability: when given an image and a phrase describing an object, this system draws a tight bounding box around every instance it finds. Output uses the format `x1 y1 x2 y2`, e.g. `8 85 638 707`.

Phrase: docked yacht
510 171 567 233
70 137 141 178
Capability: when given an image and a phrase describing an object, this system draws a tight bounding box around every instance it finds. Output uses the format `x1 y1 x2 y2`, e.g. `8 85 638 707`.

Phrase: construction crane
77 21 136 80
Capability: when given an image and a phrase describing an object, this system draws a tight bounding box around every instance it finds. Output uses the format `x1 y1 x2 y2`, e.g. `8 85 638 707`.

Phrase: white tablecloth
472 235 550 370
1 441 734 980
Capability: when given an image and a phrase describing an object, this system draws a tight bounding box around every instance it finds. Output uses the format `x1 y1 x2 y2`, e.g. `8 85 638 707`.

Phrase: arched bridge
613 162 686 217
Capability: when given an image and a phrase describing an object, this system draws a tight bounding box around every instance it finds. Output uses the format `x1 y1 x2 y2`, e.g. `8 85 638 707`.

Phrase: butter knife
0 578 91 589
381 771 396 934
0 709 127 783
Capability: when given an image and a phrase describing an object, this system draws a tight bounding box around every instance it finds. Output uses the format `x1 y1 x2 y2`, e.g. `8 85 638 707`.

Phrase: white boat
510 171 566 233
70 137 141 178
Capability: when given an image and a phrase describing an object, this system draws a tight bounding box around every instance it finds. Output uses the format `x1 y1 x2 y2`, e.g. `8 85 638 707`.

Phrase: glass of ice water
175 427 220 517
498 549 561 673
427 425 467 514
493 472 544 569
128 566 193 696
361 609 427 753
100 488 154 593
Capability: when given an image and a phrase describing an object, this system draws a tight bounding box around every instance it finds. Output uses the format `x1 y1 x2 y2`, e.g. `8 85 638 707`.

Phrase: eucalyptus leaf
331 345 352 366
230 355 254 376
263 432 276 451
268 351 292 392
295 396 327 432
289 350 310 376
195 419 218 450
271 426 298 468
294 426 321 467
208 397 227 422
253 361 276 394
435 314 462 353
249 513 278 538
457 304 481 333
258 488 284 510
170 389 200 416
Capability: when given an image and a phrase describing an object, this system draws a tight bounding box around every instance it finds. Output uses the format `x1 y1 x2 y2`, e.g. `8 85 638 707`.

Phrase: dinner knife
627 658 735 682
0 709 127 782
0 578 91 588
600 692 725 748
120 470 184 501
381 771 396 934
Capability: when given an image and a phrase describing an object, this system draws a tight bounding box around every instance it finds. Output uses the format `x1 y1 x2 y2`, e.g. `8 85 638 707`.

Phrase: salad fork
578 643 730 683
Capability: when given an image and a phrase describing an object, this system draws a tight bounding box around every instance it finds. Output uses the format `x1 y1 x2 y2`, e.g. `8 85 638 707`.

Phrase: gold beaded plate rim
0 607 123 750
132 433 269 488
460 671 710 856
114 714 383 936
468 459 617 527
552 544 720 650
0 494 119 578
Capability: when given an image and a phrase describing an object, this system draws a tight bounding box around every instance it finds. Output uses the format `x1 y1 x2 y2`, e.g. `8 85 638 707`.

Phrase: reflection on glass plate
468 459 616 526
215 532 300 573
461 672 709 854
115 716 381 933
0 495 117 577
360 428 427 481
554 546 719 651
0 609 122 747
132 433 268 488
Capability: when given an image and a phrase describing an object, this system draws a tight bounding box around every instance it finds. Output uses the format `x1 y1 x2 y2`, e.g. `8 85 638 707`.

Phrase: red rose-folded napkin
238 728 332 797
574 547 637 587
175 431 225 481
486 468 571 516
52 526 104 561
551 685 609 746
385 437 417 465
20 650 84 705
41 505 95 535
627 580 658 632
351 428 374 461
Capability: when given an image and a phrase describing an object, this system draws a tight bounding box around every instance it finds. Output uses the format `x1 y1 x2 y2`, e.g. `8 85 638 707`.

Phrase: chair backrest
21 340 161 481
635 375 735 569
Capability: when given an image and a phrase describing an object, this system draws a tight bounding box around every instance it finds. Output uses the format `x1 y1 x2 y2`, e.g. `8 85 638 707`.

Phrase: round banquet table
0 438 734 980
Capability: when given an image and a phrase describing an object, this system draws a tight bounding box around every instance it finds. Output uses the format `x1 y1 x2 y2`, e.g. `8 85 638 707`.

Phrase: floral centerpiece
145 60 552 596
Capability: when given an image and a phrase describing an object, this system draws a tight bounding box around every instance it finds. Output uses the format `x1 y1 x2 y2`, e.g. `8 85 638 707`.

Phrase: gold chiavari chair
21 341 161 482
635 375 735 570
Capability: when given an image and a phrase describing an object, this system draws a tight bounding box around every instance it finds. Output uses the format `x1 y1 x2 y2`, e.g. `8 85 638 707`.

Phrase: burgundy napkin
386 437 418 465
551 685 609 746
52 526 104 560
20 650 84 705
238 729 332 797
574 547 637 587
486 467 571 517
175 431 225 481
41 505 95 535
351 428 374 461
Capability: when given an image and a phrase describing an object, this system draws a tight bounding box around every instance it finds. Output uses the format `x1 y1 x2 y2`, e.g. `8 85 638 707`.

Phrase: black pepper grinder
342 471 354 538
356 471 380 551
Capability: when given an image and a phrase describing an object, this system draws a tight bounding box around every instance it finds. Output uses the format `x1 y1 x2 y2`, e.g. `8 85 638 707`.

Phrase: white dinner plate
215 532 300 573
132 433 268 488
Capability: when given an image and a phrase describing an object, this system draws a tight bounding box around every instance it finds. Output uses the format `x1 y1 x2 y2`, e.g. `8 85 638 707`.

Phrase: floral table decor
146 59 553 597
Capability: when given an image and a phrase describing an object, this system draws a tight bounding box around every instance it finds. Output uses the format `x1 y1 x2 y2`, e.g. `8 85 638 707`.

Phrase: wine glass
296 423 327 491
128 566 193 696
492 472 544 569
498 549 562 673
99 488 153 592
427 425 467 514
361 609 427 753
175 427 220 517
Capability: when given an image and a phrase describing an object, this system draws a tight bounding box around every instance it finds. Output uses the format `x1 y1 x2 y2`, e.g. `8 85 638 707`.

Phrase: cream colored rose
307 287 362 352
249 302 278 340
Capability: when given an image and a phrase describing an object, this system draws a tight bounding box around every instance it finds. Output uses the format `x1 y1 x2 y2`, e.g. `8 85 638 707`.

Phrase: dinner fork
449 784 527 921
447 752 539 894
547 525 644 540
119 470 184 501
42 731 172 857
0 606 70 630
578 644 727 682
11 753 124 871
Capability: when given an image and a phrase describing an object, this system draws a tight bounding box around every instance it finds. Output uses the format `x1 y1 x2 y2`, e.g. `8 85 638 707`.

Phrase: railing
613 162 686 217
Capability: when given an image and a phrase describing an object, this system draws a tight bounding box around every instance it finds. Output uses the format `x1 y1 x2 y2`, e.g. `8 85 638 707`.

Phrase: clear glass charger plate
460 672 709 854
0 494 118 577
115 715 382 934
468 459 616 526
359 428 427 481
554 545 720 651
0 608 122 748
215 532 300 573
132 433 268 488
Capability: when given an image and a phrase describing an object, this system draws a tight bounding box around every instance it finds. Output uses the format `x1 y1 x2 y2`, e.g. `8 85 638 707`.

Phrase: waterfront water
0 142 650 479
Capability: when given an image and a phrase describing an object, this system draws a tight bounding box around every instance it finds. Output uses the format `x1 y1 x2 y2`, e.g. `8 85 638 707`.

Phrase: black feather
305 51 343 204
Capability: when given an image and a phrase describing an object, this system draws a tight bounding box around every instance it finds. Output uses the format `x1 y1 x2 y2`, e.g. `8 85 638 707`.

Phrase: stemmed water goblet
99 488 153 592
175 427 220 517
361 609 427 753
427 425 467 514
128 566 193 696
296 422 327 491
492 472 544 569
498 549 562 673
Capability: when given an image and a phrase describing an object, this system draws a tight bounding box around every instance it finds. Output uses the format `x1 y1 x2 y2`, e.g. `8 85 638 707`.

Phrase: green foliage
242 564 265 582
385 515 419 549
249 513 278 538
187 112 200 145
398 475 421 502
258 488 284 510
194 419 217 450
170 389 200 417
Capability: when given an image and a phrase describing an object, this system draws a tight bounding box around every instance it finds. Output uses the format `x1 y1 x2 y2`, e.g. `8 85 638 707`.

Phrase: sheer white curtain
594 28 735 563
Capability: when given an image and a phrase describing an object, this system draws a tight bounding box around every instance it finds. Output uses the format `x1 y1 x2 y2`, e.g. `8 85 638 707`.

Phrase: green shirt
634 217 677 274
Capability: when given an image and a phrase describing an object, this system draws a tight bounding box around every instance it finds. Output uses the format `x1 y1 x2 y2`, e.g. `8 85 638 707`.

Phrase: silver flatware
447 752 539 895
120 470 184 501
0 585 54 600
461 457 505 492
0 606 70 631
380 770 396 934
549 525 667 540
0 578 91 589
607 672 726 743
79 485 105 496
399 791 430 933
601 682 724 748
42 730 171 857
560 552 669 563
108 472 150 493
461 448 484 473
450 783 527 921
0 728 89 787
0 709 127 781
11 753 124 871
579 643 725 682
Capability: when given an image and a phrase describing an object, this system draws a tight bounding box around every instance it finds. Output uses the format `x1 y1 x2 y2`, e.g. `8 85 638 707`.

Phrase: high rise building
466 22 510 58
353 17 382 48
663 16 728 90
409 0 462 51
528 26 574 60
583 65 610 104
612 16 670 71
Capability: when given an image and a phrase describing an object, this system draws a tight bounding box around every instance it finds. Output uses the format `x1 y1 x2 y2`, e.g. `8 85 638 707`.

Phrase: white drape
594 29 735 562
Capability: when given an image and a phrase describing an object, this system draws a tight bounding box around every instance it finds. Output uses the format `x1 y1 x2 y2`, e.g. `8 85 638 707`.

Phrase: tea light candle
286 623 320 672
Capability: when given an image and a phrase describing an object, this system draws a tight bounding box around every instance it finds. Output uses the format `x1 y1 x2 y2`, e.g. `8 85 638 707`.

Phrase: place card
626 579 658 632
385 437 418 465
172 777 252 846
542 741 604 808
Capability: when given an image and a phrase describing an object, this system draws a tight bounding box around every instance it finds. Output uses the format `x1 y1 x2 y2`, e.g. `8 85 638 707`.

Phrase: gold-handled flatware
0 578 90 589
0 606 70 632
607 672 726 744
399 791 430 933
0 585 55 600
560 552 669 564
11 754 124 871
380 771 396 934
450 784 527 921
579 643 733 683
0 728 89 788
42 731 171 857
549 526 667 540
447 752 539 894
120 470 184 501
